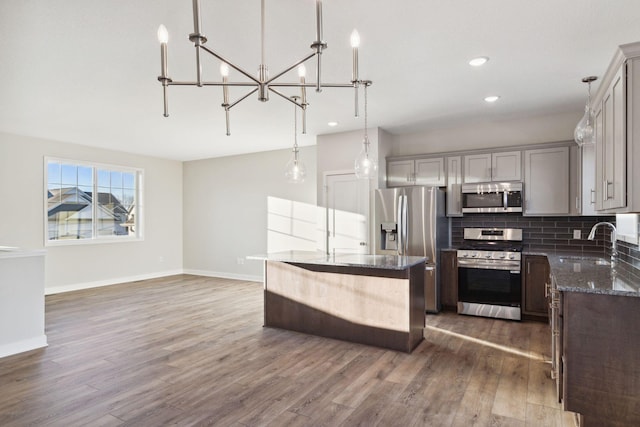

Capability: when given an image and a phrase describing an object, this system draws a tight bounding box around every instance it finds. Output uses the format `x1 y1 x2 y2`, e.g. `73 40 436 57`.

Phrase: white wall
316 128 380 203
182 146 317 281
389 111 579 156
0 132 183 292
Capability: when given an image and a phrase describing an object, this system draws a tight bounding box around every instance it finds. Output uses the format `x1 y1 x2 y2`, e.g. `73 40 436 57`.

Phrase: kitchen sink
557 256 611 266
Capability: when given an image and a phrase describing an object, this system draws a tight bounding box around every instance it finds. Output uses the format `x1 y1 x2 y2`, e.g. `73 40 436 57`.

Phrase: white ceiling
1 0 640 161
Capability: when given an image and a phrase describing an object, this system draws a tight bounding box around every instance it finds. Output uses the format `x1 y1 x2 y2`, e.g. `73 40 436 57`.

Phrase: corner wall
182 146 317 281
0 132 184 293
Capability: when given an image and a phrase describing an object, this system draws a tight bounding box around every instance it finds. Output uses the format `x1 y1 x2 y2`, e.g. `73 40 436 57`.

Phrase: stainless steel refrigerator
373 186 450 313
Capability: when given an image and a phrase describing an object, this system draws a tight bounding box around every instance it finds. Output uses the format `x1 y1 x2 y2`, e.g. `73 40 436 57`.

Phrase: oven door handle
458 260 521 271
503 190 508 211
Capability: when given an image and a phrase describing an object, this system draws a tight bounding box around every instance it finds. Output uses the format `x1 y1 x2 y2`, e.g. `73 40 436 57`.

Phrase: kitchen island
547 255 640 426
260 251 426 353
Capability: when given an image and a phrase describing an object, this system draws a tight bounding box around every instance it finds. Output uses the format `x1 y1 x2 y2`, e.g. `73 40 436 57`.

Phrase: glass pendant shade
354 136 377 179
285 96 305 184
354 82 377 179
574 76 598 147
285 149 306 183
574 103 595 147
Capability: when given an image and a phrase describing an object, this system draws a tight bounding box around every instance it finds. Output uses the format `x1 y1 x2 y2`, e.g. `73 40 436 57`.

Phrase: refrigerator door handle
402 194 409 255
396 196 403 255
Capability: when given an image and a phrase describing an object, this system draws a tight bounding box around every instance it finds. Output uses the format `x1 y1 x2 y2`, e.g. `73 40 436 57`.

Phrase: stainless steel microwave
461 182 523 213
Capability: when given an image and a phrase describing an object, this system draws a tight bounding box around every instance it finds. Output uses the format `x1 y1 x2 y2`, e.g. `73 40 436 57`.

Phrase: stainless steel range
457 228 523 321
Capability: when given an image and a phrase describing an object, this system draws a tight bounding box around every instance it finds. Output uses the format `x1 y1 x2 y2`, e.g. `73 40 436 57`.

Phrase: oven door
458 261 521 307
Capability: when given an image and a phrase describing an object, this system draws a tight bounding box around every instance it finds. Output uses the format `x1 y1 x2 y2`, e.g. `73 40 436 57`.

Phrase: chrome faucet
587 222 618 262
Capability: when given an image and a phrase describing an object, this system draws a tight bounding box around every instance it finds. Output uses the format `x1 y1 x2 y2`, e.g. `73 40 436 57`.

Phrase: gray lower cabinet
439 250 458 310
523 146 569 215
522 255 549 320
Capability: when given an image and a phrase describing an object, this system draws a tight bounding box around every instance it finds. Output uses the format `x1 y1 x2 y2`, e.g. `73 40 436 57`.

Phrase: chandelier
156 0 372 138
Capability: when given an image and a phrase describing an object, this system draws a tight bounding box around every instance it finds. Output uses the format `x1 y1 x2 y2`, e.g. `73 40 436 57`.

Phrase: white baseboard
45 269 184 295
183 269 262 283
0 335 48 359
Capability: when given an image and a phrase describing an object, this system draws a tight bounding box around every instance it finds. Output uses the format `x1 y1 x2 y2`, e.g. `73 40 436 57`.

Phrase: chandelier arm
199 44 261 84
265 52 317 85
269 88 304 109
269 82 354 88
226 88 260 110
168 81 259 87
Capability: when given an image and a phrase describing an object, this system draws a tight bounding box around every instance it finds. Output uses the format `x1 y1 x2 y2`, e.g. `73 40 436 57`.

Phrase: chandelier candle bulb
350 30 360 83
315 0 323 43
192 0 202 36
158 26 168 78
298 65 307 134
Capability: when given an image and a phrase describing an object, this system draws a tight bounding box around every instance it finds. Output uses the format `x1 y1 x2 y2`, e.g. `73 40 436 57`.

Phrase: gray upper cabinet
446 156 463 216
387 159 414 187
415 158 445 186
463 151 521 183
524 147 569 215
387 157 445 187
595 65 626 211
591 42 640 213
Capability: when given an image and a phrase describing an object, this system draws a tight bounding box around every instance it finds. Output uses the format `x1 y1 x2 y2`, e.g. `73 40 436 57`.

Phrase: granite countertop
249 251 427 270
0 247 46 259
546 254 640 297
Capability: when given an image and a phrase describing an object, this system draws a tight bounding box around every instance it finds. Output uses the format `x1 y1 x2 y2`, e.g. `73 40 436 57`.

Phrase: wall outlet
237 257 245 265
573 230 581 239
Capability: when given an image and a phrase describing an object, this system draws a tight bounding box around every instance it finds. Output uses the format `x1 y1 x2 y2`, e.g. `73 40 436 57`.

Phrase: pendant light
574 76 598 147
284 96 306 184
354 81 377 179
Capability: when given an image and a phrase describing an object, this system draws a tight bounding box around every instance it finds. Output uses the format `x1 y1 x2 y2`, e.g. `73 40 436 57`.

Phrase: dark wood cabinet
563 292 640 426
440 250 458 311
522 255 549 320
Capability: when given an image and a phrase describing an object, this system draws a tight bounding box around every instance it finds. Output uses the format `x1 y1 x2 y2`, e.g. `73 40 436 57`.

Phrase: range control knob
499 254 506 259
471 253 477 258
508 254 515 260
485 254 492 258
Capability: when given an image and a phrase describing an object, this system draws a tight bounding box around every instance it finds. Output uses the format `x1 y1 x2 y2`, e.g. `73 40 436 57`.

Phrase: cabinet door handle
527 262 530 275
575 197 580 211
590 189 596 204
604 180 611 200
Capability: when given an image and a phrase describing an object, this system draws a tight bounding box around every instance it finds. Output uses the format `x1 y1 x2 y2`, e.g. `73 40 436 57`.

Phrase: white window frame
44 157 144 246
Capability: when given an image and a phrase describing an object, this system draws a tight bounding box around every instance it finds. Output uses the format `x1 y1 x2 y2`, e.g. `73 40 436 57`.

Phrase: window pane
122 189 135 209
98 170 110 186
110 171 122 188
61 164 77 186
78 166 93 187
123 173 135 189
47 163 61 184
47 160 92 241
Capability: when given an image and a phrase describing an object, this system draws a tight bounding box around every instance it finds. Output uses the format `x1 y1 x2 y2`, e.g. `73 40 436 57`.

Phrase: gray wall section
182 146 317 280
0 132 184 291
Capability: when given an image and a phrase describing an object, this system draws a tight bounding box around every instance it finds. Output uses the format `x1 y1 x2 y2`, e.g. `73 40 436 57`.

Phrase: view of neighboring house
47 187 134 240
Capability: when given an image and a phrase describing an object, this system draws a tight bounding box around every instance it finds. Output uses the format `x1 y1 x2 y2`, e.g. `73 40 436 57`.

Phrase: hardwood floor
0 275 576 426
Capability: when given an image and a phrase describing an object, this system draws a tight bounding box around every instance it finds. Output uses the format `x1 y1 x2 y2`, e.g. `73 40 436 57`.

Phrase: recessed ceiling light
328 121 338 127
484 95 500 103
469 56 489 67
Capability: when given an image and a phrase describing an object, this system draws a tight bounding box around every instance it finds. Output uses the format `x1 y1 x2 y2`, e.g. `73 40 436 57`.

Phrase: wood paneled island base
263 255 425 353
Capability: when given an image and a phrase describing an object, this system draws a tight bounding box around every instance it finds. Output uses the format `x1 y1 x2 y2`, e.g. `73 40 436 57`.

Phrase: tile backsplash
451 214 616 255
617 222 640 271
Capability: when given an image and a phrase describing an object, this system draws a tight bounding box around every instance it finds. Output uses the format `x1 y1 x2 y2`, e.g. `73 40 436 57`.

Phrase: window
45 158 143 244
